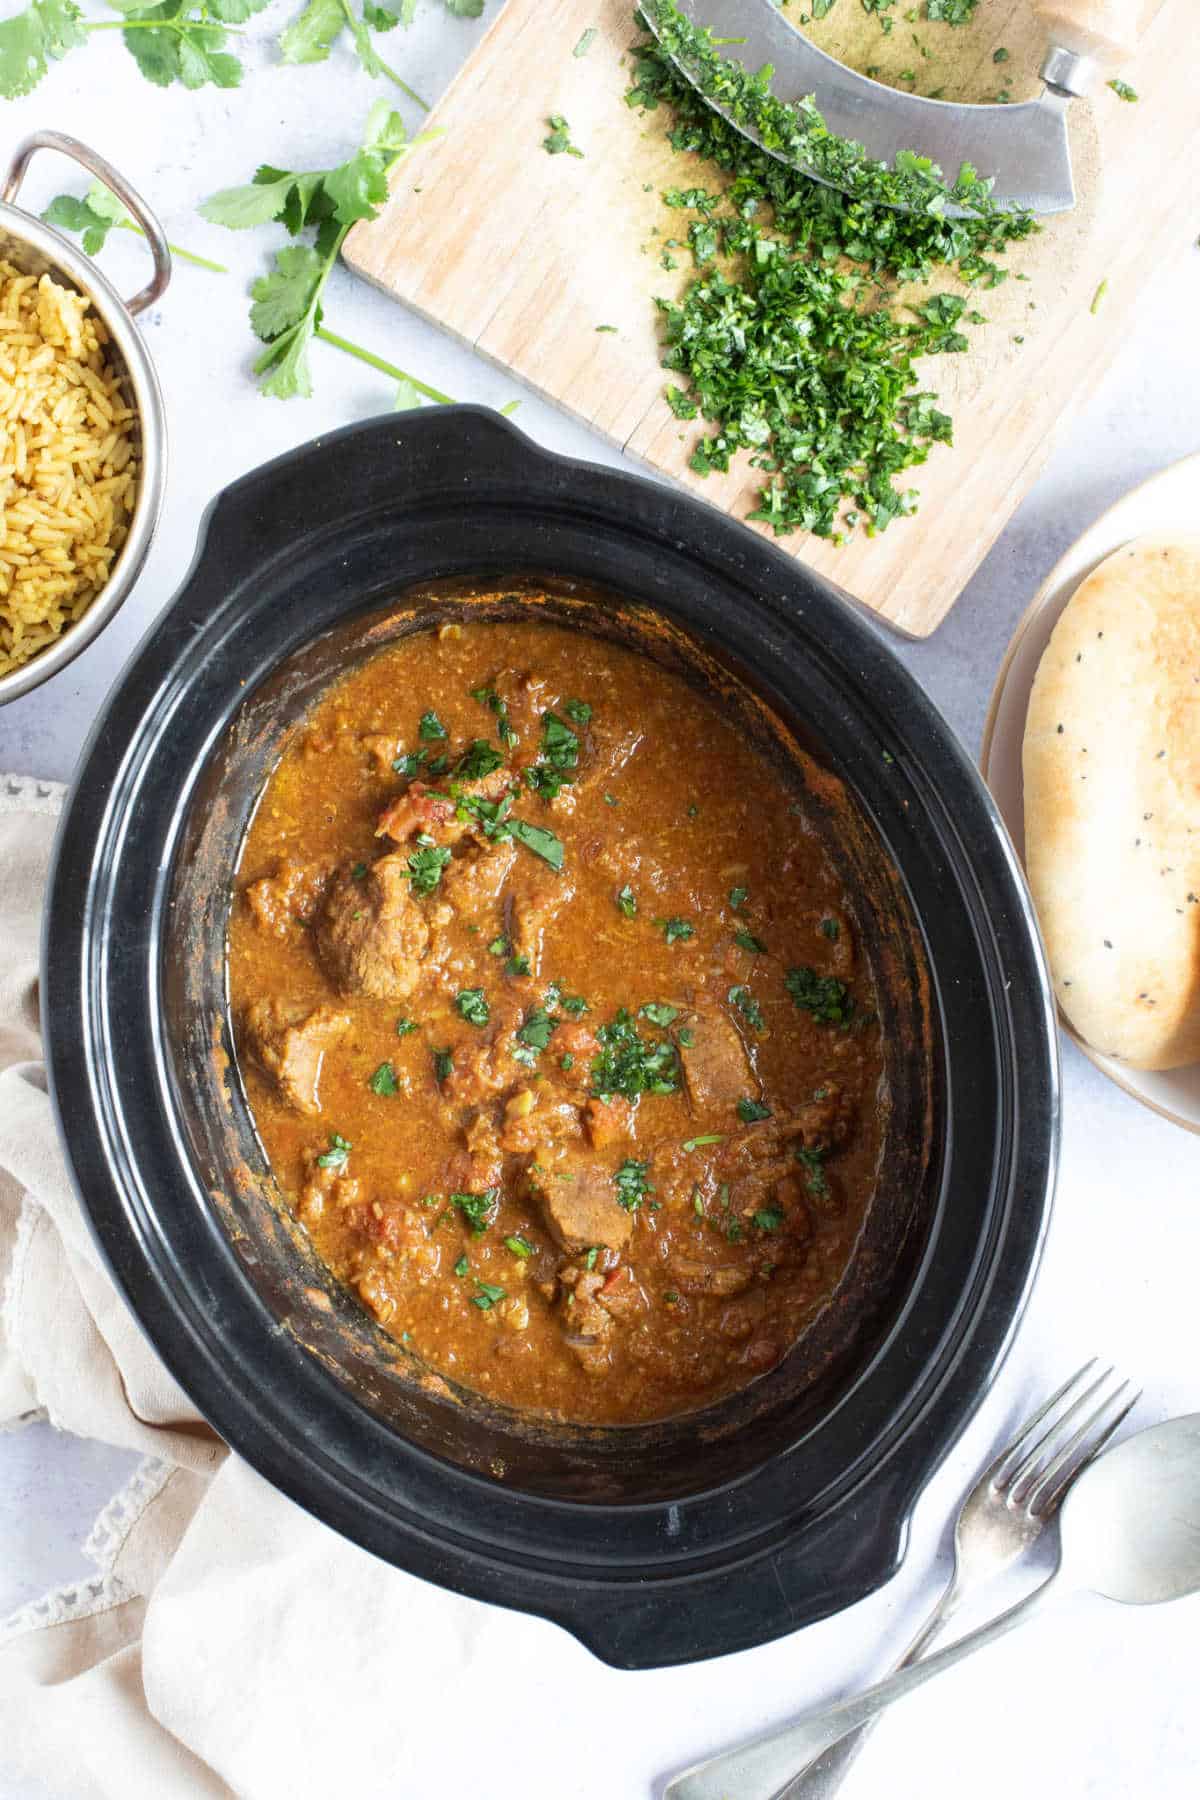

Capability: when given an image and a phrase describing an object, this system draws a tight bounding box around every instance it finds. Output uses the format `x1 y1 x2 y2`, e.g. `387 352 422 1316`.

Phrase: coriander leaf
363 1 398 25
369 1061 399 1095
925 0 978 20
323 145 394 229
682 1132 724 1151
738 1097 771 1123
0 0 84 101
506 952 531 978
199 174 299 230
516 1007 556 1053
471 1279 506 1310
255 319 316 401
729 885 748 910
407 841 452 895
433 1047 454 1082
543 113 584 158
396 1016 418 1035
176 30 242 91
563 698 592 725
639 1002 679 1027
785 965 854 1026
655 915 694 945
591 1008 679 1103
734 928 767 954
207 0 270 15
728 985 764 1031
505 1233 534 1258
454 1252 469 1277
44 193 114 257
279 0 343 63
457 987 490 1026
1107 77 1137 102
316 1131 352 1169
508 818 564 871
249 243 323 341
453 1188 499 1235
443 0 483 15
572 26 596 56
614 1159 653 1211
455 738 505 780
753 1208 784 1233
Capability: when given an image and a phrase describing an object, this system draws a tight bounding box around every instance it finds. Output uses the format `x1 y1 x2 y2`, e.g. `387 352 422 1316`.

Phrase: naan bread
1022 534 1200 1070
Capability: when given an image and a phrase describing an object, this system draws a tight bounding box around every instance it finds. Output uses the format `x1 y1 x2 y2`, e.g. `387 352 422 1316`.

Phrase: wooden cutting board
346 0 1194 637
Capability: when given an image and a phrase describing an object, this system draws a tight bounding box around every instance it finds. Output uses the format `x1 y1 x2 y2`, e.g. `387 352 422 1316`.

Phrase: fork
769 1360 1138 1800
671 1361 1139 1800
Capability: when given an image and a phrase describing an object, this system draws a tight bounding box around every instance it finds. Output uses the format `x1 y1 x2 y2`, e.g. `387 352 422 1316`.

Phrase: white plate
981 453 1200 1137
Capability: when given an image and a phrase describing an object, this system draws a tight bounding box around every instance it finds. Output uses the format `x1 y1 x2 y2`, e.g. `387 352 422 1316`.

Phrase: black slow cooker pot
44 410 1058 1669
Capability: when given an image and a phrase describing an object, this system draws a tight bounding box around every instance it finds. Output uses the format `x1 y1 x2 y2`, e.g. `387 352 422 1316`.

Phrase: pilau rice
0 260 138 679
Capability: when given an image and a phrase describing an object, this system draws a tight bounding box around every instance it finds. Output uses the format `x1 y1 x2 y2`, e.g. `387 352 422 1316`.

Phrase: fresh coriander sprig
44 180 228 270
200 104 444 400
0 0 258 98
280 0 429 110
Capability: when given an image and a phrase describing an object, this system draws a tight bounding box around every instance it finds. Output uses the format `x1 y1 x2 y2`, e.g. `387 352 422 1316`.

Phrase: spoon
666 1415 1200 1800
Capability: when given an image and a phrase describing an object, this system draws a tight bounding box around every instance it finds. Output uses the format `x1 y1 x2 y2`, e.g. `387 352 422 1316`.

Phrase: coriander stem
115 219 227 273
85 18 244 30
314 327 455 403
336 0 430 111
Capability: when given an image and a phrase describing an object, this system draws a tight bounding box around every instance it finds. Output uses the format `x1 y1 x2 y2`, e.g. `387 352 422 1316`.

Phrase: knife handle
1035 0 1143 94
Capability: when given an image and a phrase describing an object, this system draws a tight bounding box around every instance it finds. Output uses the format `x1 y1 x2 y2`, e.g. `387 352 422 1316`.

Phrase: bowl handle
2 130 172 316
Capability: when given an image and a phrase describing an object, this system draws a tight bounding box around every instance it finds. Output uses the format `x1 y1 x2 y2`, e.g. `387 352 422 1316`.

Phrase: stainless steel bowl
0 130 170 705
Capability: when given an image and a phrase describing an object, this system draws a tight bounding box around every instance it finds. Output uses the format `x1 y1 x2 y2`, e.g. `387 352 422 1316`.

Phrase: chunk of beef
667 1255 754 1299
438 840 517 921
777 1083 854 1153
526 1154 633 1255
557 1265 614 1376
583 1094 635 1149
506 876 574 977
315 854 429 998
594 1263 646 1321
676 1008 754 1113
243 999 351 1115
498 1086 583 1155
243 858 331 939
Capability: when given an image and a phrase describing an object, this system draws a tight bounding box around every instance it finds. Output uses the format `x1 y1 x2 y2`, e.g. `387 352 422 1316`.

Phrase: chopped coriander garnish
614 1158 653 1211
316 1131 352 1170
350 862 367 880
396 1016 418 1037
509 818 564 870
543 113 584 157
452 1188 500 1236
1107 77 1138 102
456 738 506 781
559 993 589 1016
591 1008 679 1102
407 841 451 896
820 916 840 941
454 1254 469 1278
677 1027 695 1047
433 1047 454 1083
683 1132 725 1151
728 984 764 1031
596 324 618 333
488 934 510 957
583 1246 600 1270
504 1234 534 1259
992 46 1009 61
785 966 854 1026
472 1280 507 1310
426 754 450 777
369 1062 399 1096
729 885 749 910
616 884 638 918
604 792 619 807
692 1189 705 1218
753 1208 784 1233
560 1052 575 1071
734 928 767 954
572 26 597 57
738 1098 771 1124
563 697 593 725
506 952 532 978
517 1007 556 1053
797 1145 830 1198
457 988 490 1026
656 916 695 945
640 1001 679 1027
418 710 447 741
393 750 427 778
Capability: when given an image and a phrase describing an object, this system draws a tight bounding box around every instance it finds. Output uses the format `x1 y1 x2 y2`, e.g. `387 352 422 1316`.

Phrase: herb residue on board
628 1 1037 540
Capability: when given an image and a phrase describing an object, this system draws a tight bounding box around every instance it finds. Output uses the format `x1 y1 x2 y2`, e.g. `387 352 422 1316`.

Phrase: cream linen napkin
0 776 595 1800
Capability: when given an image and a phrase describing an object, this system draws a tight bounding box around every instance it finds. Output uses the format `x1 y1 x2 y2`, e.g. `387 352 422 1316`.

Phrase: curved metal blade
644 0 1074 215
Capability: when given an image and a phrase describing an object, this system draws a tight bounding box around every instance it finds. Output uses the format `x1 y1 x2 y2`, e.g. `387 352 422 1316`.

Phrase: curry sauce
227 617 887 1424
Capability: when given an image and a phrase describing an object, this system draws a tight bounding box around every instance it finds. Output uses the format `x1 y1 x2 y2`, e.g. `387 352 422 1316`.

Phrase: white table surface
2 9 1199 1797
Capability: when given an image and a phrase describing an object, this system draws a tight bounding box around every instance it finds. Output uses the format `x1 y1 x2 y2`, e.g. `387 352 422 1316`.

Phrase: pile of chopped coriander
627 3 1037 539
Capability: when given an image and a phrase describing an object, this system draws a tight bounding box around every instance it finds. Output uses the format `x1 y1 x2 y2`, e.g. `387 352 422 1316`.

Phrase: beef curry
227 615 887 1424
